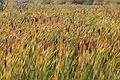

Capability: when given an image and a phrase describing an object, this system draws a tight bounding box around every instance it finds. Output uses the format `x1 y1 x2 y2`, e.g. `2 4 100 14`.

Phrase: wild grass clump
0 4 120 80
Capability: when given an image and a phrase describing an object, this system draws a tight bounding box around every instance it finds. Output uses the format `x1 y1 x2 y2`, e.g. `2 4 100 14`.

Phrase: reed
0 4 120 80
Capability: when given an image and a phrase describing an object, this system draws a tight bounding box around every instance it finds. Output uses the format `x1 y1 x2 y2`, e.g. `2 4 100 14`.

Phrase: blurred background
14 0 120 5
0 0 119 11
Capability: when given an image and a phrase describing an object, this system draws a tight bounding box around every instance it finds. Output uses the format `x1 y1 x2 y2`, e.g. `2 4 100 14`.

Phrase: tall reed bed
0 5 120 80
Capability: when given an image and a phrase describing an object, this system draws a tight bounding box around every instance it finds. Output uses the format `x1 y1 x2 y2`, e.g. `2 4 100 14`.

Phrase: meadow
0 4 120 80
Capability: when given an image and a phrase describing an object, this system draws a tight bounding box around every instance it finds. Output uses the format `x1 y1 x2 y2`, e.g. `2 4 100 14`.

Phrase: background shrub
0 0 6 11
16 0 34 10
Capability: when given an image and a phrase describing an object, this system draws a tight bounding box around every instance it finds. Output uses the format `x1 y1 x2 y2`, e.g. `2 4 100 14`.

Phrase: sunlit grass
0 4 120 80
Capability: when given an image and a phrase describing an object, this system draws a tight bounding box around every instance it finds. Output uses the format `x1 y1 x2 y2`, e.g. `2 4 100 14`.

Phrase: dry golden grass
0 4 120 80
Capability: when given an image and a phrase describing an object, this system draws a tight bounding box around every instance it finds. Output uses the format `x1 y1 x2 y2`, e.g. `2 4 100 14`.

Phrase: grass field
0 4 120 80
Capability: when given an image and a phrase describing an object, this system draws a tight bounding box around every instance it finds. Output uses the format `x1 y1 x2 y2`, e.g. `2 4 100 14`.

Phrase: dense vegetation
29 0 120 4
23 0 120 4
0 2 120 80
0 0 120 11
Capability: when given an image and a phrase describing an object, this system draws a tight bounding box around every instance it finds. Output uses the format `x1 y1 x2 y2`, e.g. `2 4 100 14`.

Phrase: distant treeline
0 0 120 11
35 0 120 4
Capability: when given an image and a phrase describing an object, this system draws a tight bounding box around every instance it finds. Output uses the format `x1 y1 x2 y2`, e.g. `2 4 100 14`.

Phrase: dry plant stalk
4 38 8 80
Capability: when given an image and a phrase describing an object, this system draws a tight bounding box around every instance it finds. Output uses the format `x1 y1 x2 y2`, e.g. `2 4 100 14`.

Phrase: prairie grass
0 4 120 80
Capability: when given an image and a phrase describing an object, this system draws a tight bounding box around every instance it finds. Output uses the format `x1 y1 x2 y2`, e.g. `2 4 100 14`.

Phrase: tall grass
0 4 120 80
